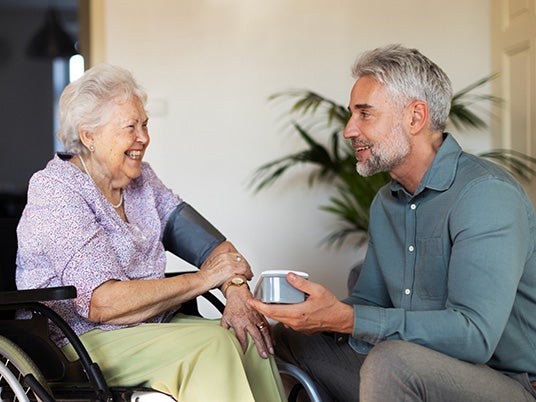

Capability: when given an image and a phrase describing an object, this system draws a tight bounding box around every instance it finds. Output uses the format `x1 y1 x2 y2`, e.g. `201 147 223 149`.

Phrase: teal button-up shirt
344 133 536 379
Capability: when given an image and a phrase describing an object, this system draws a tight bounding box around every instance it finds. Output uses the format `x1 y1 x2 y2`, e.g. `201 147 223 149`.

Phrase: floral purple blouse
16 153 182 346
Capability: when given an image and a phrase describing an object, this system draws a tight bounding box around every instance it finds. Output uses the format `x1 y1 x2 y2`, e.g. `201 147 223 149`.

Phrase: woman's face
88 96 149 189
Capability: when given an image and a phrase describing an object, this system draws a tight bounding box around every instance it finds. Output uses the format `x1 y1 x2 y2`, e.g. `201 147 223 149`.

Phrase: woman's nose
136 127 149 144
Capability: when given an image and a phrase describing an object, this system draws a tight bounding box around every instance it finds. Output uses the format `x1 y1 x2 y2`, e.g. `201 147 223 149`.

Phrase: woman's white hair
57 63 148 155
351 44 453 132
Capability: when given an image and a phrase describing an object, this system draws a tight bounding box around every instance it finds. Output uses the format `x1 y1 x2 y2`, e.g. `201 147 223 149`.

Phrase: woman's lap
62 314 284 402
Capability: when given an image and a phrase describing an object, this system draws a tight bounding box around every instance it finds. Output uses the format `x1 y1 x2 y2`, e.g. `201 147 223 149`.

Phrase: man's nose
343 118 357 139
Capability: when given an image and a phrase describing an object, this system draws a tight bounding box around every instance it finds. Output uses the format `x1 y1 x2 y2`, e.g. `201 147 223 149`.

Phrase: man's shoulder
457 152 520 188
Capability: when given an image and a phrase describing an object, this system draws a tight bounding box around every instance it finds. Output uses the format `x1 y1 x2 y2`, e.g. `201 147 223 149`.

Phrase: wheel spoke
0 344 41 402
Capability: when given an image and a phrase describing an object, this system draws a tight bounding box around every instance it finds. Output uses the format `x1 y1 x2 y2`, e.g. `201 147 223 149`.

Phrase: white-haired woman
16 63 285 402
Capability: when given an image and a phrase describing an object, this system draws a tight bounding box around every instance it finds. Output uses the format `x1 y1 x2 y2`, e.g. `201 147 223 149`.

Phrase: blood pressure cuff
162 202 226 268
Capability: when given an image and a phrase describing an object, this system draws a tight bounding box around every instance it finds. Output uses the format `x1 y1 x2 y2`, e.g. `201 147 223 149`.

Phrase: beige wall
96 0 491 297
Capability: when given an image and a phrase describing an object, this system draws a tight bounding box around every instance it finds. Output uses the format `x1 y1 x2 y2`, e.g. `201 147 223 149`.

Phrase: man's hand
248 272 354 335
221 285 274 359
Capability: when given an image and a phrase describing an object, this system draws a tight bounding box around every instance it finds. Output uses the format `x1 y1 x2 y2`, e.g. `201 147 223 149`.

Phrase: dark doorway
0 0 79 218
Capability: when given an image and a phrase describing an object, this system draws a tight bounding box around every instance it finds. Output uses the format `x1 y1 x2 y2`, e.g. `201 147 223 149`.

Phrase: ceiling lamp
27 8 77 59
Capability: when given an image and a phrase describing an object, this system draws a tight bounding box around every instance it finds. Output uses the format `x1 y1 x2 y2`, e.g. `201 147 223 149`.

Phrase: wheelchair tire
0 334 51 401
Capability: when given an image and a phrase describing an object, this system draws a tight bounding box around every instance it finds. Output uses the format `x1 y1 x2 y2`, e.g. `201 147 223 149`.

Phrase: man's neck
390 131 444 194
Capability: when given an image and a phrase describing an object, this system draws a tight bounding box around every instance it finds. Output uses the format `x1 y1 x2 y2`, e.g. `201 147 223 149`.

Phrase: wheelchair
0 217 322 402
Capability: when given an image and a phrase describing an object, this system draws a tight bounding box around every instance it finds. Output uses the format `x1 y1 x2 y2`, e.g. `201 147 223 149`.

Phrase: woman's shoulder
26 153 93 209
140 161 156 176
128 162 181 210
130 162 163 188
30 153 81 186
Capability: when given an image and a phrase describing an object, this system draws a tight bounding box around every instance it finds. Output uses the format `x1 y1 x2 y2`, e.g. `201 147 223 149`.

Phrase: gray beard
355 123 410 177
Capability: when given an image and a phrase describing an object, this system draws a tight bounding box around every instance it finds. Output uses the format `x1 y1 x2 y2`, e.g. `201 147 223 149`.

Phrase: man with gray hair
250 44 536 401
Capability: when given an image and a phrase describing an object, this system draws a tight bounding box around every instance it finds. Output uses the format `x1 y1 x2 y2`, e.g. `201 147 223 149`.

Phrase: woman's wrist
221 276 250 298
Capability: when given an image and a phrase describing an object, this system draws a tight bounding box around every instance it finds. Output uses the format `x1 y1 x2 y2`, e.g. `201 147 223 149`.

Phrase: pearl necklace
78 154 123 209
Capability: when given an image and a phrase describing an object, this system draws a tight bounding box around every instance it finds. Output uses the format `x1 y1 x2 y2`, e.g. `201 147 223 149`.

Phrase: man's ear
408 100 428 134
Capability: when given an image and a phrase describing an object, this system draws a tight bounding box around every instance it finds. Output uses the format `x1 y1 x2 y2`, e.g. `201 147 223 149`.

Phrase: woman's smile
125 149 143 160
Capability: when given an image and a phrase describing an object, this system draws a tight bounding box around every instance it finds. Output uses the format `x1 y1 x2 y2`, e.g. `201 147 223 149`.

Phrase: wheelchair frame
0 217 322 401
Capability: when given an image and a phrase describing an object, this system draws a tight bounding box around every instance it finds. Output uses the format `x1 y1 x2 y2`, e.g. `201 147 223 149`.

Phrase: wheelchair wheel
0 335 51 401
0 360 30 401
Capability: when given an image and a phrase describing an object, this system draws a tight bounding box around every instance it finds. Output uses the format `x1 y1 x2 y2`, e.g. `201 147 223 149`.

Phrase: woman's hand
221 285 274 359
200 241 274 358
198 242 253 289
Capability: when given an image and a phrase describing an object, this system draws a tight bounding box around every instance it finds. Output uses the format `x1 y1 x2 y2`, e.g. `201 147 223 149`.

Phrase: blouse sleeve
17 173 131 318
136 163 182 235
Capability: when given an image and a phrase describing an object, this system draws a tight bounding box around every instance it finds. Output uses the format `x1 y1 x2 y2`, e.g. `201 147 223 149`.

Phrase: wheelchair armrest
165 271 225 315
0 286 77 305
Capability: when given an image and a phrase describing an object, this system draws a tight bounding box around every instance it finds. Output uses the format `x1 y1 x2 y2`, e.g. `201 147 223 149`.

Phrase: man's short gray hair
351 44 453 132
57 63 148 155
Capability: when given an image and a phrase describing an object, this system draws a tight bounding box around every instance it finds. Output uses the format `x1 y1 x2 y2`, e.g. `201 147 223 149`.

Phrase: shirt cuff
353 304 385 344
348 336 374 355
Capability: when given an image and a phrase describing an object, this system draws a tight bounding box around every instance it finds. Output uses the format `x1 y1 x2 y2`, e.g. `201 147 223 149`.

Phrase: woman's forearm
88 241 251 324
88 272 209 324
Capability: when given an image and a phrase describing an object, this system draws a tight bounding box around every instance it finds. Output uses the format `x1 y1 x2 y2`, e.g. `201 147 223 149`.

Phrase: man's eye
360 111 370 118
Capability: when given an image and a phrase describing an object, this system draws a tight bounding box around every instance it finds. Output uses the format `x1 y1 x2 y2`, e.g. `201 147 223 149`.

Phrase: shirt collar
390 133 462 196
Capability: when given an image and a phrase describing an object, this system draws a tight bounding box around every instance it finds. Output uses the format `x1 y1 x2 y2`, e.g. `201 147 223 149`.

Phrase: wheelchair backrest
0 218 18 293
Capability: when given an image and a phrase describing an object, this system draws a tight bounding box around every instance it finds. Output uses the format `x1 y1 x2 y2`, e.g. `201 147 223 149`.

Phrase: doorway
491 0 536 203
0 0 79 217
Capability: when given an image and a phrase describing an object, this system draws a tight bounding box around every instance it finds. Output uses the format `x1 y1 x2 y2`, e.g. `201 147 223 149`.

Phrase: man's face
343 76 410 177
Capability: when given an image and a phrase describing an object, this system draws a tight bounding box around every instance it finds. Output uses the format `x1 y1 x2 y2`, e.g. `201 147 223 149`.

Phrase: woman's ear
408 100 428 134
79 129 94 150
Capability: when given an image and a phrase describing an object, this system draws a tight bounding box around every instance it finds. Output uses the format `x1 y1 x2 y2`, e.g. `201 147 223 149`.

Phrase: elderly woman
16 64 285 402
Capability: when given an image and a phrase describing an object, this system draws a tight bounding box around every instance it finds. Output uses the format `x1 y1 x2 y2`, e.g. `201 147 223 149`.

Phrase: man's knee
360 339 442 401
361 340 417 382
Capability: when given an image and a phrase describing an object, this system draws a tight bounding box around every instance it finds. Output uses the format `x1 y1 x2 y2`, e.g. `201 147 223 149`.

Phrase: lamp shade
27 8 77 59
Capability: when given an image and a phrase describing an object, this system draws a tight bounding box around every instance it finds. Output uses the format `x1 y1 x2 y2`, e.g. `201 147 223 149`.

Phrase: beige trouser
63 314 285 402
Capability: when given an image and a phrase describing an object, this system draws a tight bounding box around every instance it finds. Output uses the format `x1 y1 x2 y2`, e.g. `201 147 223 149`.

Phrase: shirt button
405 289 411 295
410 204 416 210
408 245 415 252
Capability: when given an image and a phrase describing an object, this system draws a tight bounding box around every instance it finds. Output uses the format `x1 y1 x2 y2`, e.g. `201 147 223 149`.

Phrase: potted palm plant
250 76 536 249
